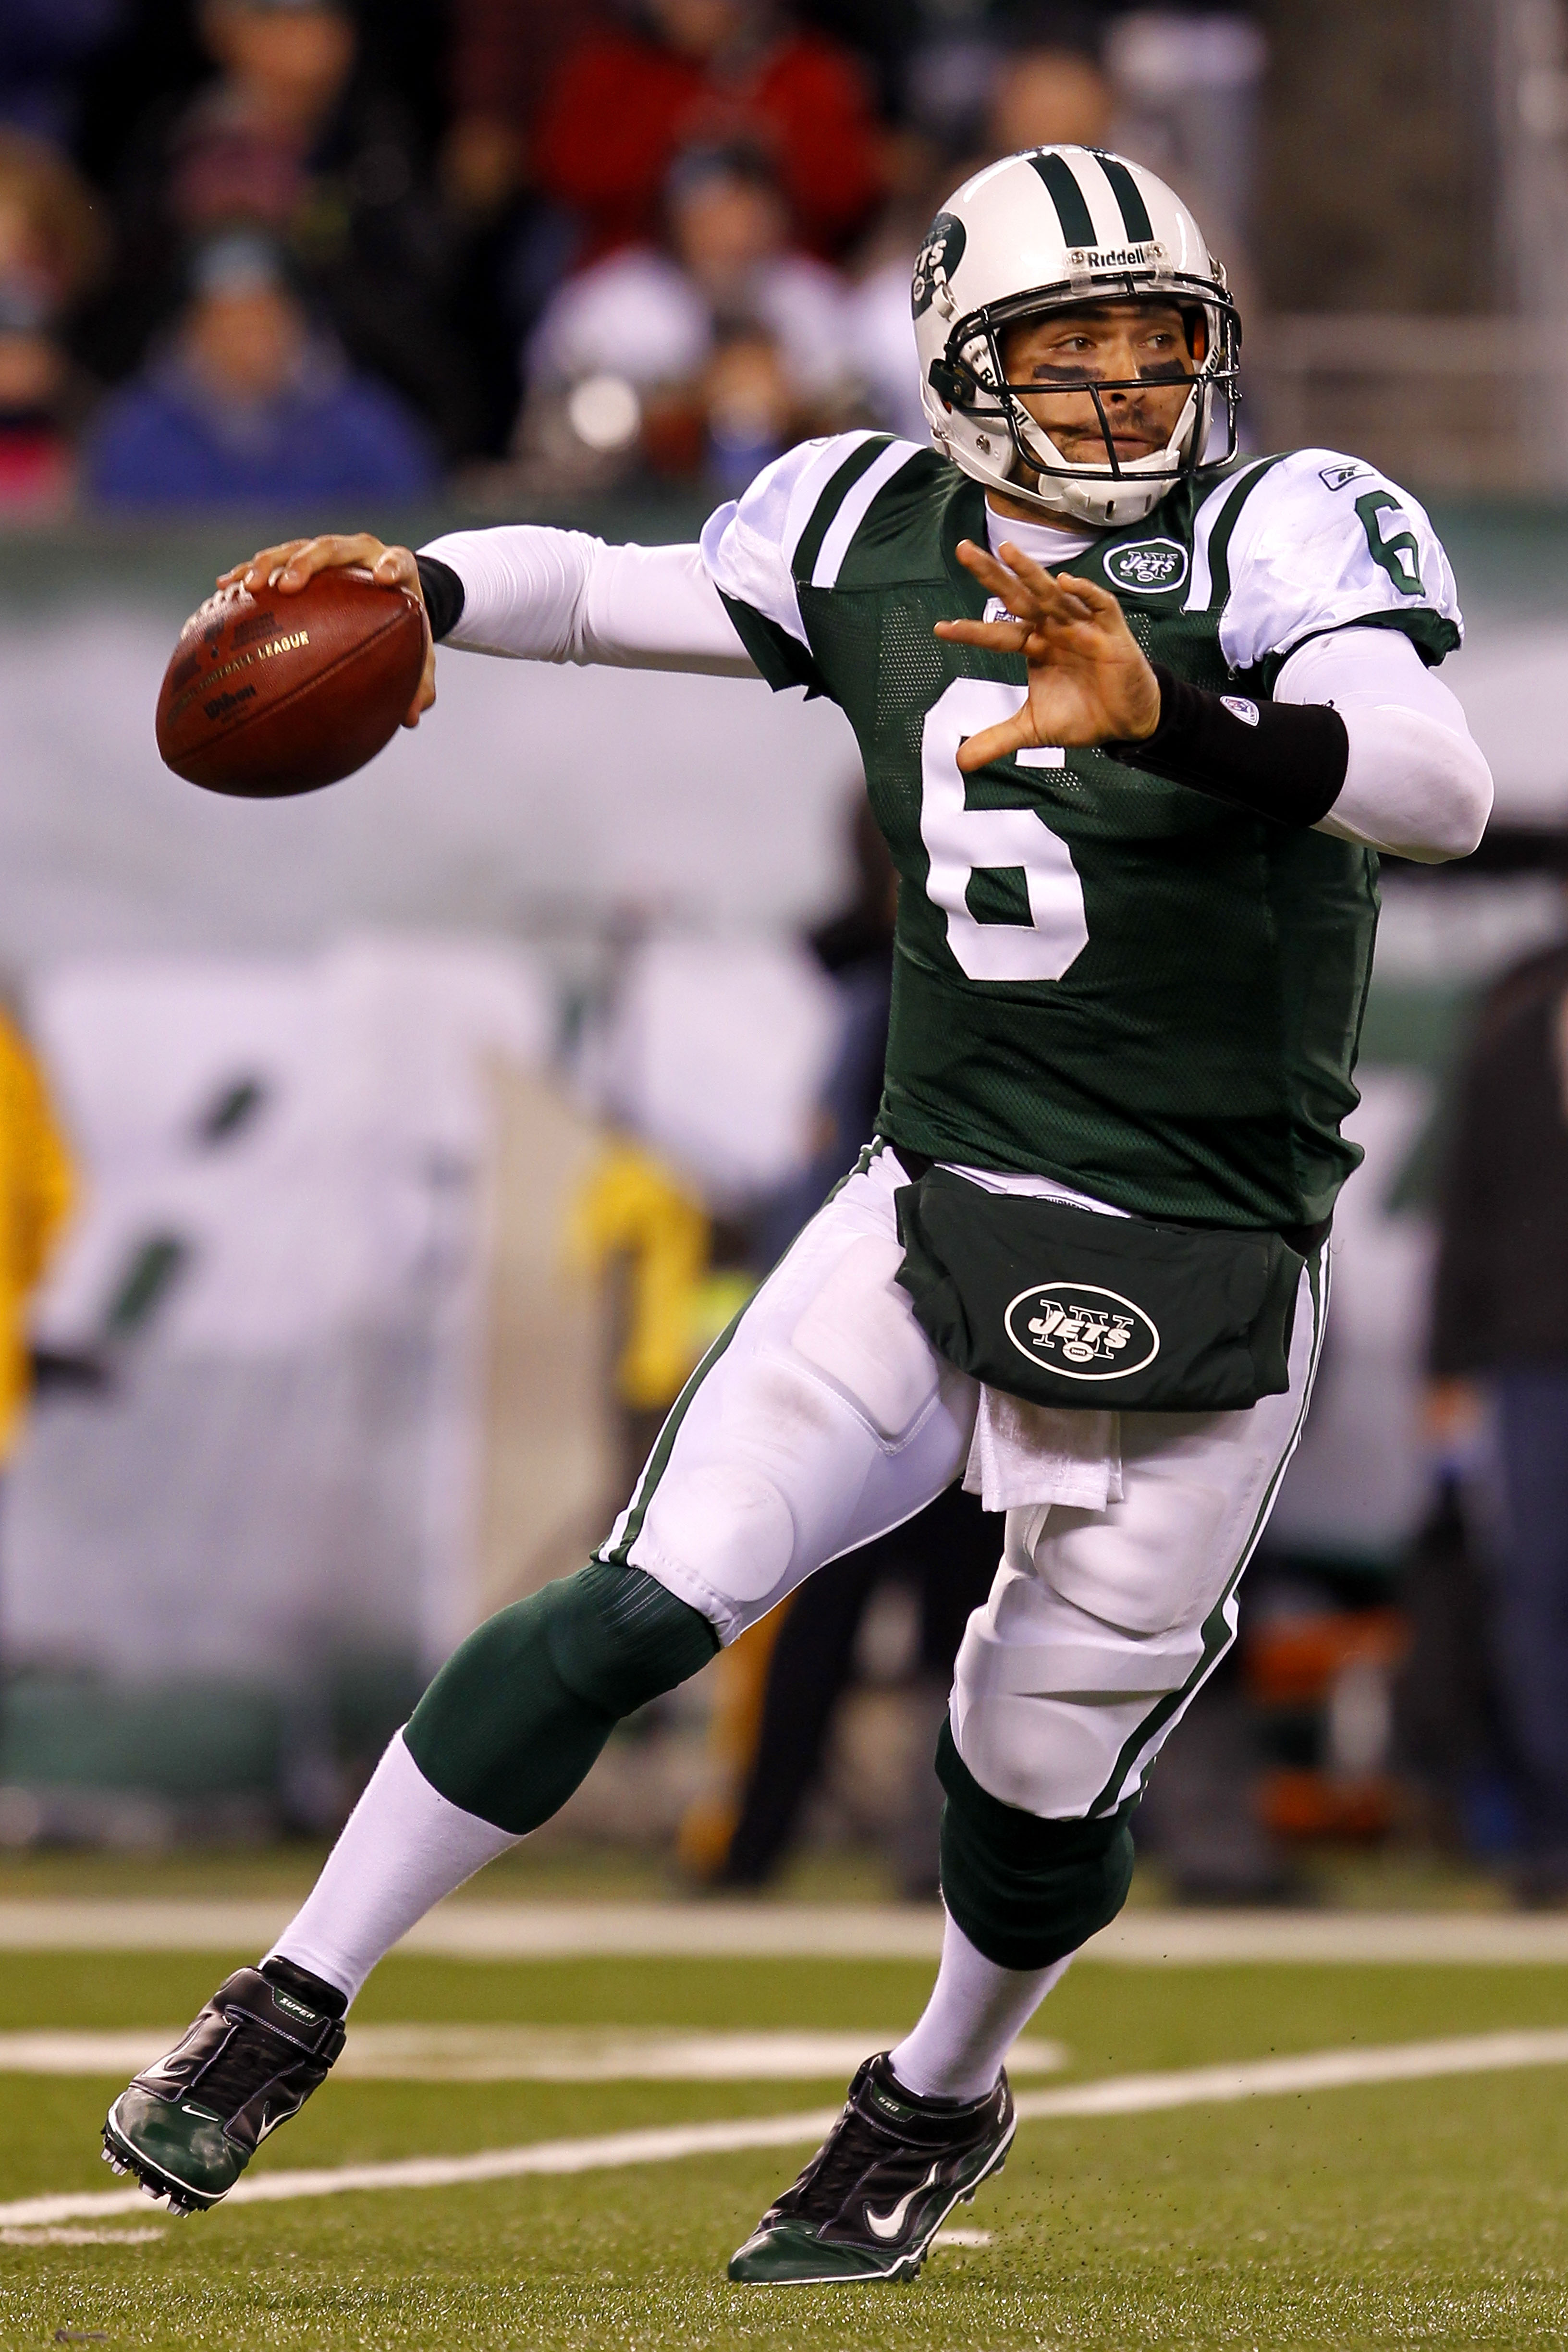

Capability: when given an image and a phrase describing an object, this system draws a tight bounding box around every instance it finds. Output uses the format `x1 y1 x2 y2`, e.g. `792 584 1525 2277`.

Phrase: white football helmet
913 146 1239 527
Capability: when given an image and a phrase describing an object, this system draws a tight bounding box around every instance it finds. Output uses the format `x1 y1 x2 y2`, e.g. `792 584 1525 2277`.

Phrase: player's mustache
1058 407 1168 448
1047 381 1180 443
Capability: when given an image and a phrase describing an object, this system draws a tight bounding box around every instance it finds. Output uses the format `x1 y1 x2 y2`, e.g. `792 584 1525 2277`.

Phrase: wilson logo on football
1004 1283 1160 1381
1104 539 1188 593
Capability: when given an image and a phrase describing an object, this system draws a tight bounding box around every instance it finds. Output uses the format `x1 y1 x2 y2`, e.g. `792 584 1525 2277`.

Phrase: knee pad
950 1569 1205 1817
936 1720 1134 1971
405 1562 718 1834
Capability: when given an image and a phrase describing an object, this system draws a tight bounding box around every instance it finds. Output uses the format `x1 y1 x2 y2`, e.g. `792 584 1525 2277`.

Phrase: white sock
265 1730 518 2006
888 1910 1073 2103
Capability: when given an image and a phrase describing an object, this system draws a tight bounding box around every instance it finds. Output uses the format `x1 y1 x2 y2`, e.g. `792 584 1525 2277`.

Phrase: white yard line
1011 2027 1568 2117
5 2026 1568 2234
0 2026 1066 2083
1 1900 1567 1962
1090 1913 1568 1964
0 2227 162 2246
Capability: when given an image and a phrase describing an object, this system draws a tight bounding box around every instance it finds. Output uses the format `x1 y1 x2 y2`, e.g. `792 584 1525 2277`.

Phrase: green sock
404 1561 719 1835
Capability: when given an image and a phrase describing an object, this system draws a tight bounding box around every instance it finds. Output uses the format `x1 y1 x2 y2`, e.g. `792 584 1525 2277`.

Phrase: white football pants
598 1143 1324 1822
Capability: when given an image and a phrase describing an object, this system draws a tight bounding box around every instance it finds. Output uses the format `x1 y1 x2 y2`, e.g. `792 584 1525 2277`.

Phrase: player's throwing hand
218 534 436 727
937 538 1161 769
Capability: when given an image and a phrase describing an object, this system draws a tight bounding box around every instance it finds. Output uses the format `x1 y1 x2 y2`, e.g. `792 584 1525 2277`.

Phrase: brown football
155 566 428 798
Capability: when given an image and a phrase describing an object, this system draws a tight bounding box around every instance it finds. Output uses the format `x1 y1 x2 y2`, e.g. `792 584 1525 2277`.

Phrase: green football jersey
701 432 1463 1232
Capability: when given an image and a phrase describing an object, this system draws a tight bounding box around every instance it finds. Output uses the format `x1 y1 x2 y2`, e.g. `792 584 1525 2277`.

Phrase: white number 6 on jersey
919 677 1090 984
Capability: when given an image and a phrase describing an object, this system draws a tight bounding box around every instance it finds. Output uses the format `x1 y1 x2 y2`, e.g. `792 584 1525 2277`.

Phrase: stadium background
1 10 1568 2345
0 0 1553 1885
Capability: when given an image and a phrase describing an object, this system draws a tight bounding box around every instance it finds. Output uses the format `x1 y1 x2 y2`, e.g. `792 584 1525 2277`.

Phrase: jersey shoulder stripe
790 433 898 580
772 432 891 574
810 446 968 597
1178 456 1283 615
702 434 957 698
699 432 888 682
1202 455 1289 614
809 439 925 588
1212 446 1463 678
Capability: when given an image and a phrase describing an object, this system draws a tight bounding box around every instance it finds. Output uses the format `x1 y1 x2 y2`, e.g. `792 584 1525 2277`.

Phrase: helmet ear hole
1180 306 1208 363
928 358 969 408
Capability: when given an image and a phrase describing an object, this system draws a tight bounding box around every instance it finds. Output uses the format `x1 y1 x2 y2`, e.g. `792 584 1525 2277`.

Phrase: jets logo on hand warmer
1004 1283 1160 1381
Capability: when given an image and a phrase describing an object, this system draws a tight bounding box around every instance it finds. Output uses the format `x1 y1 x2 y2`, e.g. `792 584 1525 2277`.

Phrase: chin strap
1007 380 1204 512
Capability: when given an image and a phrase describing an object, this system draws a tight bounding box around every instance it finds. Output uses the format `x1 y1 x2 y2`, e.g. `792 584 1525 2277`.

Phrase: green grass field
2 1940 1568 2351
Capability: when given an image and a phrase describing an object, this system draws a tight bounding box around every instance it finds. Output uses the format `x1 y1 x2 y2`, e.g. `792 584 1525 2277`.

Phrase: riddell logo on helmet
1068 241 1169 271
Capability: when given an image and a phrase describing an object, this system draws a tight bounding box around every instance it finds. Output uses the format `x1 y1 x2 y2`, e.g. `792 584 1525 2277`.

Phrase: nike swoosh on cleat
865 2162 939 2242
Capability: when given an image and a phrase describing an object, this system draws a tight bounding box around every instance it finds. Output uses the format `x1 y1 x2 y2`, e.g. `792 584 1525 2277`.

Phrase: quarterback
104 147 1491 2282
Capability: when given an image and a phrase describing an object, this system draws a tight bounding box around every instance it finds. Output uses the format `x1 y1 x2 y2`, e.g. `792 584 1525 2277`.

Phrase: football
155 566 428 798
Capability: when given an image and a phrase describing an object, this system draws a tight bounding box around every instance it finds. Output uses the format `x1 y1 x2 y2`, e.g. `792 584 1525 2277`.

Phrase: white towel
930 1160 1128 1513
963 1384 1124 1513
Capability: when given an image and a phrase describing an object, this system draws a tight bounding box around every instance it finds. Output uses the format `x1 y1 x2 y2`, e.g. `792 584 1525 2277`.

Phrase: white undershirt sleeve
416 526 760 677
1273 626 1492 863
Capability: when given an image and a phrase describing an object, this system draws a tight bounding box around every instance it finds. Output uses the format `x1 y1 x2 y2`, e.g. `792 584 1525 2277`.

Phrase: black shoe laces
189 2016 315 2115
782 2099 903 2218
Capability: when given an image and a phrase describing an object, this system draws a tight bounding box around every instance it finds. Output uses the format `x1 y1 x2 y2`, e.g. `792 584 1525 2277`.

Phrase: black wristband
1113 662 1349 828
415 553 466 643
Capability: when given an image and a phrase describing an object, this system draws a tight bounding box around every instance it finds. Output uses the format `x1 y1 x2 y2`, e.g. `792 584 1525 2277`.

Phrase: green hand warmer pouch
895 1168 1306 1413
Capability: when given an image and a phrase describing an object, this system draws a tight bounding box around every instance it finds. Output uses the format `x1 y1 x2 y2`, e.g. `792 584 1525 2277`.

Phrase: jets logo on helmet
912 213 966 320
913 145 1240 528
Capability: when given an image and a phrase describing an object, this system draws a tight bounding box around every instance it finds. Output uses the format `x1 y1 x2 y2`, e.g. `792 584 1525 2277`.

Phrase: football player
104 147 1491 2282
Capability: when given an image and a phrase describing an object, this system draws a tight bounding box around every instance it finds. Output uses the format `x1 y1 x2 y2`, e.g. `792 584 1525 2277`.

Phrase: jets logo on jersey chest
1004 1282 1161 1381
1103 539 1188 594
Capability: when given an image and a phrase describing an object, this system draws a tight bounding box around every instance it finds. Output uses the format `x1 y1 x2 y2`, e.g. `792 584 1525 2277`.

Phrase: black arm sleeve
416 554 466 644
1113 662 1349 827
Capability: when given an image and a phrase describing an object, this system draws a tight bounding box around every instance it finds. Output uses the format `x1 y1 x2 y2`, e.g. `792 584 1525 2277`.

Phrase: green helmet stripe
1092 150 1155 245
1029 149 1097 246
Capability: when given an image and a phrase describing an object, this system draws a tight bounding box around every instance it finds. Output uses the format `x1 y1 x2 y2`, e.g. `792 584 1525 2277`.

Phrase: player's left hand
217 534 435 729
937 539 1162 770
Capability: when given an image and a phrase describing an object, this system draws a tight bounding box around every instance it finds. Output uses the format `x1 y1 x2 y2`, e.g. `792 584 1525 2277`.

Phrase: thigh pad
788 1232 943 1446
1016 1463 1234 1637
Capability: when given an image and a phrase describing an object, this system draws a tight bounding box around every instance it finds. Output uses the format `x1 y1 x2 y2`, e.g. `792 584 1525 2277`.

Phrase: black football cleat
728 2051 1014 2284
102 1964 345 2214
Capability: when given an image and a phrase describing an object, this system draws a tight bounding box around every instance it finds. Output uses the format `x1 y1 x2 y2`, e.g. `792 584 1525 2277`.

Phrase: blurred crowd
0 0 1265 515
